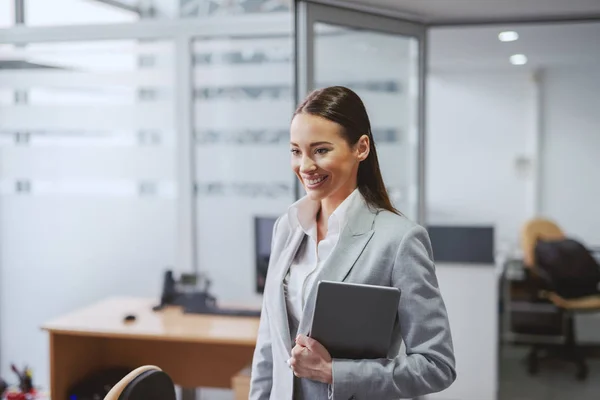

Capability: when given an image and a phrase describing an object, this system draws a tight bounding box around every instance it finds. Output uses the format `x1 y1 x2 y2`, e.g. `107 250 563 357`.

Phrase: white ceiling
428 22 600 71
347 0 600 24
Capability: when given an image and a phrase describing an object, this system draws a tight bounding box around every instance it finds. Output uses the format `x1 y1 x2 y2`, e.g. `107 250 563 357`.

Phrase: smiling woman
250 86 456 400
290 86 398 221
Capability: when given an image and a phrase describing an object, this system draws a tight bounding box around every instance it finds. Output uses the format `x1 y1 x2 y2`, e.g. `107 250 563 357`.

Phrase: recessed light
510 54 528 65
499 31 519 42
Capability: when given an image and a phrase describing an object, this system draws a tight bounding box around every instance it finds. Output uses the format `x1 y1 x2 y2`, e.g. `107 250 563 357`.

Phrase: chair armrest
540 291 600 310
104 366 162 400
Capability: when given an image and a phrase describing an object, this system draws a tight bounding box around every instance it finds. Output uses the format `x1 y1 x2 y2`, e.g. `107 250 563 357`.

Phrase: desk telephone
153 270 260 317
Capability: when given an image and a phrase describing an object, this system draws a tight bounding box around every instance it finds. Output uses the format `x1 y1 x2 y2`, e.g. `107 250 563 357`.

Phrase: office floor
181 345 600 400
499 345 600 400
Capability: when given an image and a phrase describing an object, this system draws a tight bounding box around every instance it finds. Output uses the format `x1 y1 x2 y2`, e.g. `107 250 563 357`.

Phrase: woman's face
290 113 368 203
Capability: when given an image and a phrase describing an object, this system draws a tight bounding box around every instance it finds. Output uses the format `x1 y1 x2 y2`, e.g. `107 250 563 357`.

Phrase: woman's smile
303 175 329 189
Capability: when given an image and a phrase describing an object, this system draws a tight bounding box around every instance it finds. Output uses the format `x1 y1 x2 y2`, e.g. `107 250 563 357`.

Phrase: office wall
426 70 532 253
427 67 600 249
541 68 600 246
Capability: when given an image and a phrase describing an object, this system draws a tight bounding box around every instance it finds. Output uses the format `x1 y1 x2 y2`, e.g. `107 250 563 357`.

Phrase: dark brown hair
294 86 399 215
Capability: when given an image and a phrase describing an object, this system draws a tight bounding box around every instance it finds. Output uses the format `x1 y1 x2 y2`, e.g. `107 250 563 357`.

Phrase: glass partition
0 0 12 27
0 38 177 384
314 23 420 219
297 2 425 221
25 0 138 25
192 16 294 304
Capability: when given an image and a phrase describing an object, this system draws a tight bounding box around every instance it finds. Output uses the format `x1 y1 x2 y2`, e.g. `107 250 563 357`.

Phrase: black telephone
152 270 178 311
153 270 260 317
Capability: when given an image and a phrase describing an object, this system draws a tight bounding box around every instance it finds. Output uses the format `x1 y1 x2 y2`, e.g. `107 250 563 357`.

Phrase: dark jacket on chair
535 238 600 299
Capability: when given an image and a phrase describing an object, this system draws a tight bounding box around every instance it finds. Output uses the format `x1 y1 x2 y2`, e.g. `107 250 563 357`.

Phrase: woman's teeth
308 176 326 185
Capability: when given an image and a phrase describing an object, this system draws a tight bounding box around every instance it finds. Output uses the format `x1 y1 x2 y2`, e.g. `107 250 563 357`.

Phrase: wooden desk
42 296 260 400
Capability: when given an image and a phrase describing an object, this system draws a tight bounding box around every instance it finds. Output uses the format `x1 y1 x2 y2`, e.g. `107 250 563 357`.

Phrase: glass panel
192 22 294 304
22 0 293 25
0 0 12 27
313 23 420 220
181 0 291 18
25 0 139 26
0 39 176 385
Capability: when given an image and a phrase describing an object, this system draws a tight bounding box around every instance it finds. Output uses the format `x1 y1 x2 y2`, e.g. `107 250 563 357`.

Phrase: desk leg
181 387 197 400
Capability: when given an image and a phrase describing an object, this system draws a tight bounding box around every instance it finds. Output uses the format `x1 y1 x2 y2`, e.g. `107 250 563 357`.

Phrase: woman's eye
290 148 300 155
315 148 329 155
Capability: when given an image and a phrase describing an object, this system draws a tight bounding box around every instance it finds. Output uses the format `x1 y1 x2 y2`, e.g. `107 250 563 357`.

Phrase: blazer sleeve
249 217 281 400
331 225 457 400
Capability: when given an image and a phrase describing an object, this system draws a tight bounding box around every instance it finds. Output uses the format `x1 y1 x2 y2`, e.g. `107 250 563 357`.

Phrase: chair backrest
104 365 176 400
535 238 600 298
521 218 565 268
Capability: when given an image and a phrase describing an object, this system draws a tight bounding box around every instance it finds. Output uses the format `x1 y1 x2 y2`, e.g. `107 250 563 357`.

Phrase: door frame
294 0 428 223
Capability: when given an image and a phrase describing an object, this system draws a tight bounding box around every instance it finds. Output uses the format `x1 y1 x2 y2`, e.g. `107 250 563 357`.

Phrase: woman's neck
319 186 357 225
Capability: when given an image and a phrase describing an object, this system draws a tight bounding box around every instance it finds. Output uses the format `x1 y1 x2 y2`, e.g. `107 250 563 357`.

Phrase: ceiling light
499 31 519 42
510 54 527 65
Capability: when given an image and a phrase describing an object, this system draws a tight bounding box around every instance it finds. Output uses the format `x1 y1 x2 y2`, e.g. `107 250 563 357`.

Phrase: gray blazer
250 194 456 400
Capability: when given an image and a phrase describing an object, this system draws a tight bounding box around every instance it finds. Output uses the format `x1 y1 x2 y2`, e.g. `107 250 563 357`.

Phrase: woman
250 86 456 400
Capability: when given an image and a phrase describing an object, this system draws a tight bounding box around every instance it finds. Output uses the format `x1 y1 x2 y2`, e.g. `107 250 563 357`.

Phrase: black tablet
309 280 401 360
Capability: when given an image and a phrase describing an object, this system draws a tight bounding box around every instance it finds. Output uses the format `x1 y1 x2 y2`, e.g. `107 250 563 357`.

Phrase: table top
42 296 260 346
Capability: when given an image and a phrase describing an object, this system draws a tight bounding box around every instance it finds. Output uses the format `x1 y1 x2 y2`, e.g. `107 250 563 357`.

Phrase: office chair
519 218 600 380
104 366 176 400
521 218 565 268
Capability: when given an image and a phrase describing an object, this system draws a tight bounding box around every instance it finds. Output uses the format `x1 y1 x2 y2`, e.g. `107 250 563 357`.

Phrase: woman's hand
288 334 333 384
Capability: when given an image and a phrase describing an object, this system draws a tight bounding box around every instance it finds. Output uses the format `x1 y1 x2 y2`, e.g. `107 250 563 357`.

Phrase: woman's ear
356 134 370 162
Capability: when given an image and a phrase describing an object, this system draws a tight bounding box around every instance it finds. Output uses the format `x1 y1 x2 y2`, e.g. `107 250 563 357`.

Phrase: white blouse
283 188 361 329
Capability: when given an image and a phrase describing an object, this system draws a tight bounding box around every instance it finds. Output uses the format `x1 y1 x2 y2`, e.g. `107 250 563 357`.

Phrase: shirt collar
288 188 361 238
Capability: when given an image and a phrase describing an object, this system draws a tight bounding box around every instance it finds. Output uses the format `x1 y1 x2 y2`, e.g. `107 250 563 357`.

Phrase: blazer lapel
271 226 305 352
296 196 377 336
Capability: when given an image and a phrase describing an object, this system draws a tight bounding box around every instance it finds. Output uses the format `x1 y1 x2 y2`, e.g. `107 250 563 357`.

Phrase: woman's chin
305 187 329 201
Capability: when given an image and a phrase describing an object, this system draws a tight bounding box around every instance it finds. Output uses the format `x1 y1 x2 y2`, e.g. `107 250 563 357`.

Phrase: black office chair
519 219 600 380
104 366 176 400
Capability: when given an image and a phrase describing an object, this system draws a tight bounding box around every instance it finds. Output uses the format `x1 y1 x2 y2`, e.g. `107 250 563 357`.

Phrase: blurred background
0 1 599 400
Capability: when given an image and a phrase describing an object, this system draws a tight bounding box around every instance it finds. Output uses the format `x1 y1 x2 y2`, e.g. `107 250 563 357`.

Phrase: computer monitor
427 225 495 264
254 216 278 293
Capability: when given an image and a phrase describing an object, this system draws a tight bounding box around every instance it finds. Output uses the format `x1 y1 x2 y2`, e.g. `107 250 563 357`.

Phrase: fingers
291 344 307 358
289 344 314 379
288 356 307 379
296 335 332 361
288 352 329 383
289 345 308 370
289 360 310 379
295 334 316 350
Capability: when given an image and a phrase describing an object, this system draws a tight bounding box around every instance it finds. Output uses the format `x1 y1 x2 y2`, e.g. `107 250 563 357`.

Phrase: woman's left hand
288 334 333 384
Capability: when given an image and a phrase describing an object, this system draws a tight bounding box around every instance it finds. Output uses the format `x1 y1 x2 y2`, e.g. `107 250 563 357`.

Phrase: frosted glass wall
192 24 295 306
0 38 177 386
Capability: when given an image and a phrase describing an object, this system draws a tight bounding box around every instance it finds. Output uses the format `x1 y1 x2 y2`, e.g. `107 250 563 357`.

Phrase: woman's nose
300 156 316 173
